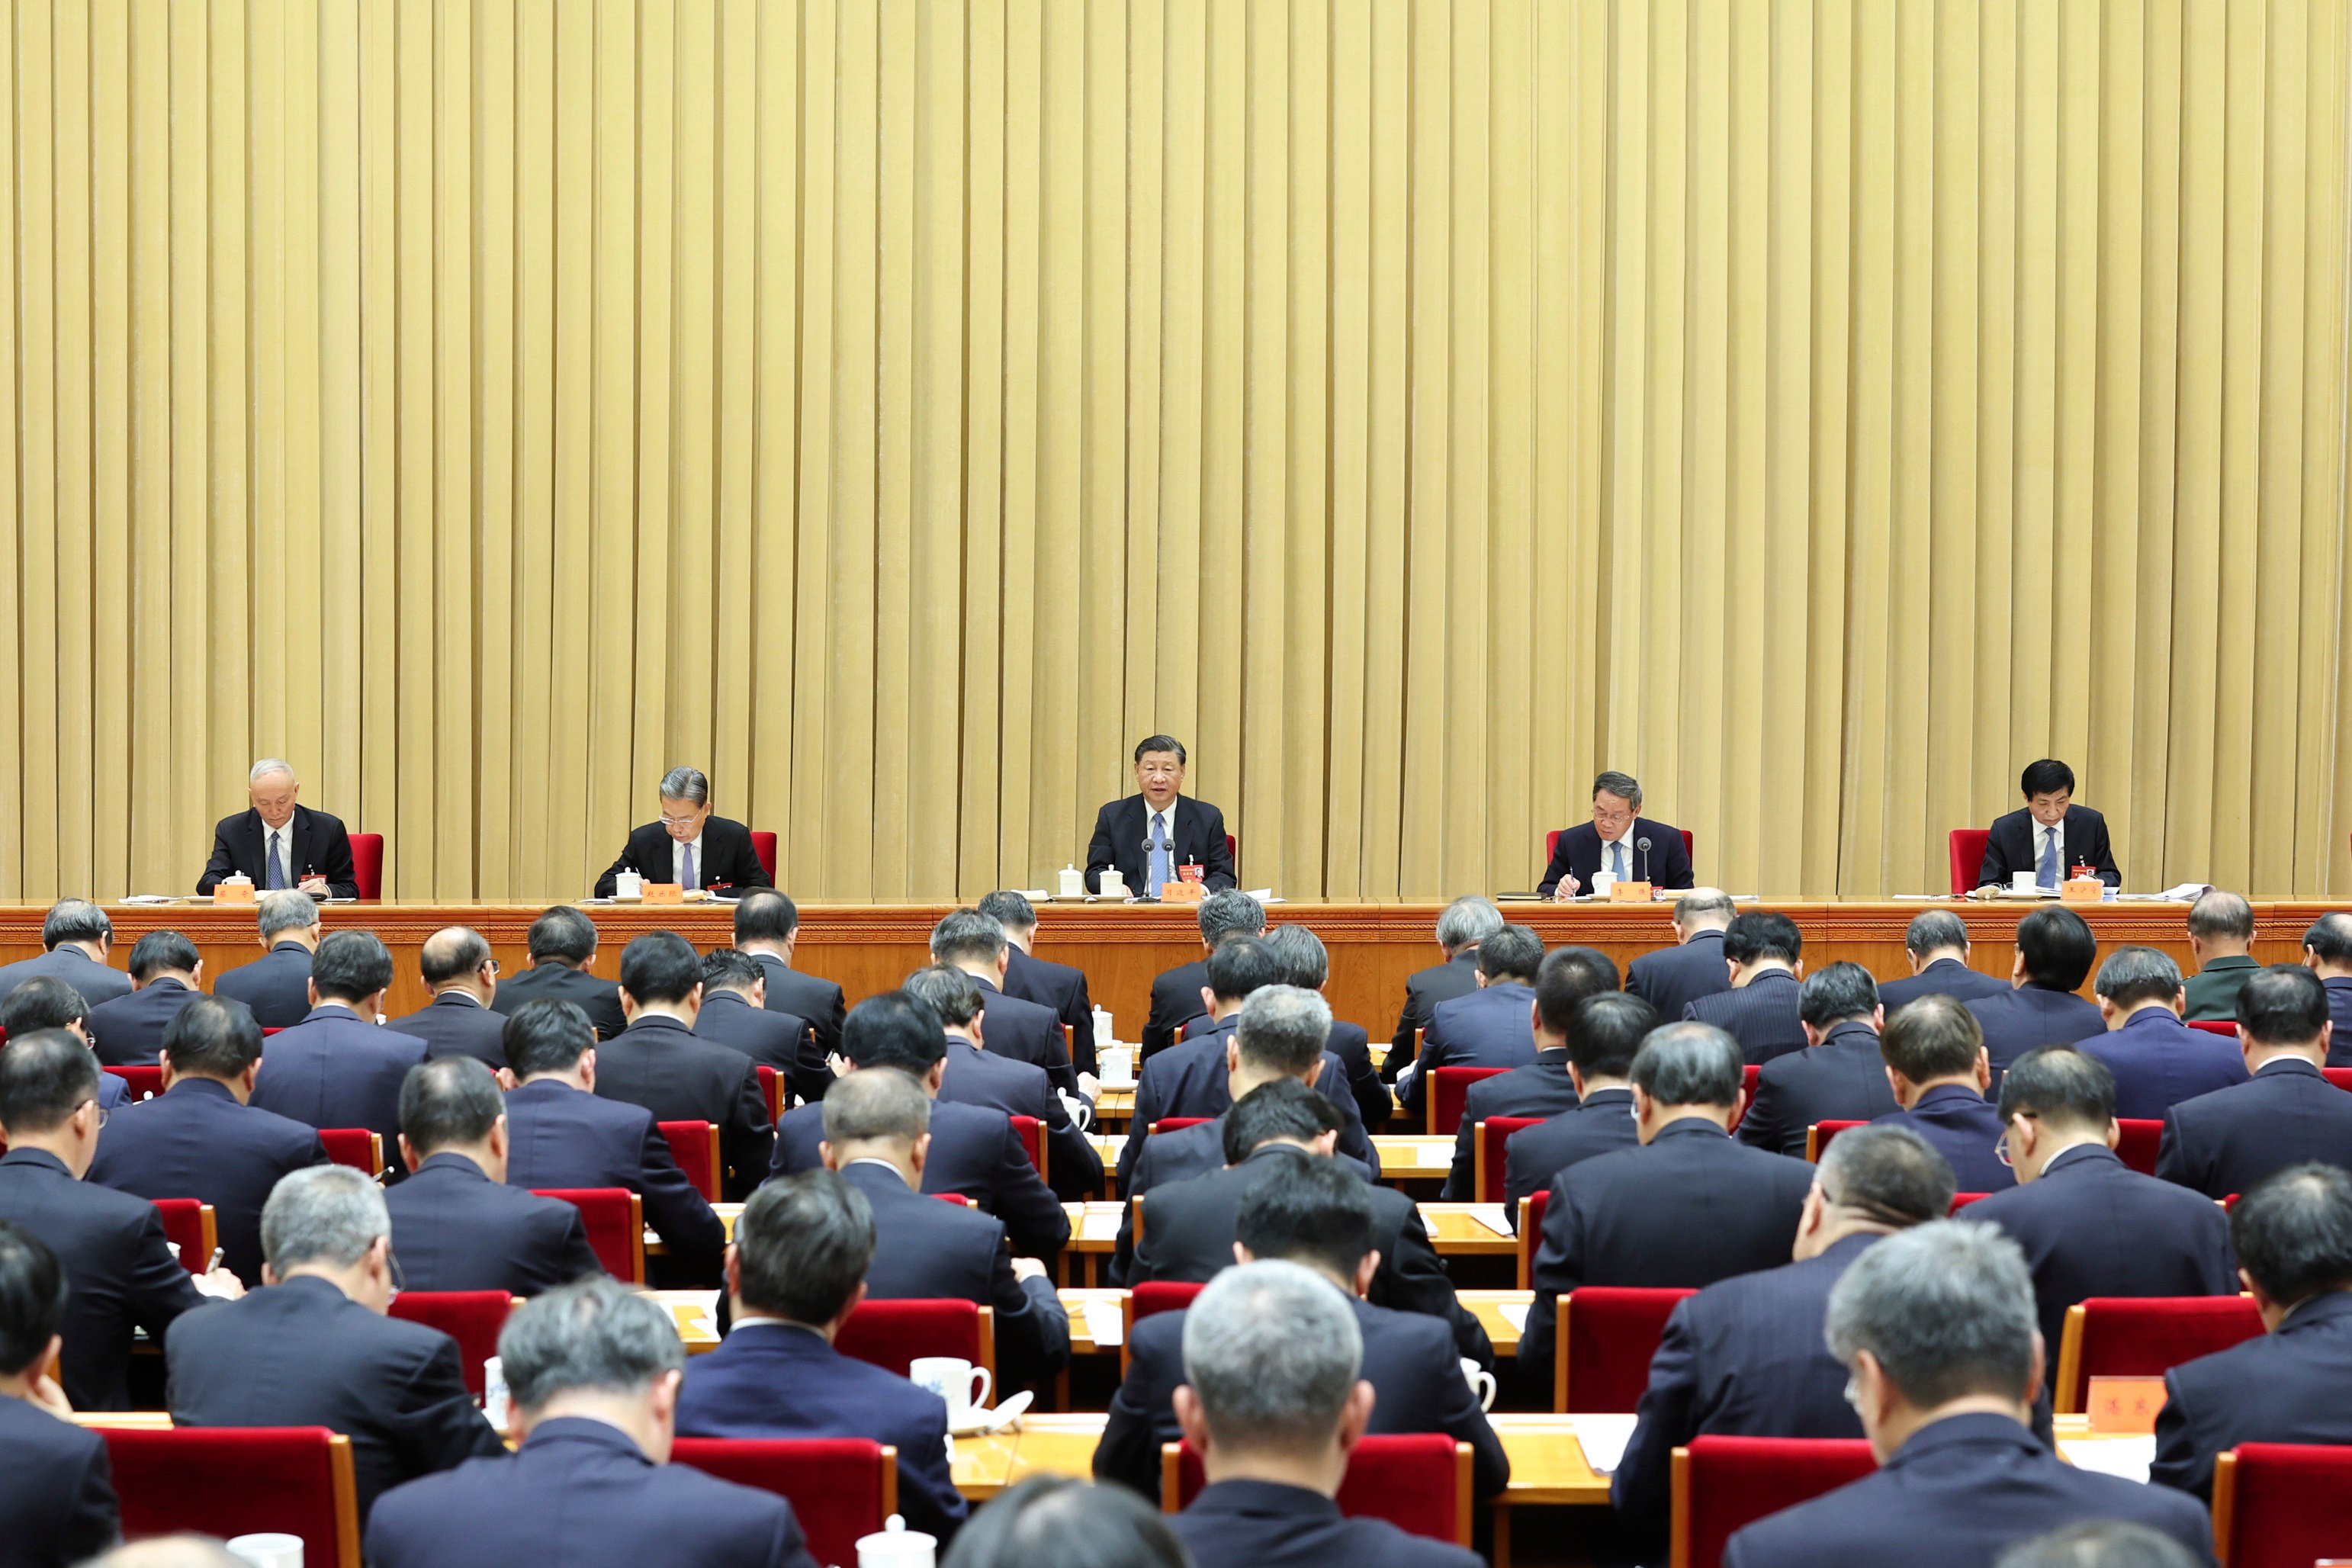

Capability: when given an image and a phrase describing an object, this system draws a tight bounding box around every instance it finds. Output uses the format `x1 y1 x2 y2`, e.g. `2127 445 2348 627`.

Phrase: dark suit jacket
1626 929 1731 1022
592 1014 773 1200
2081 1007 2250 1121
86 976 199 1065
1878 956 2010 1012
502 1077 726 1282
2326 975 2352 1067
1403 982 1538 1115
940 1037 1104 1200
2157 1056 2352 1198
1502 1086 1641 1216
490 961 628 1040
2151 1287 2352 1498
770 1096 1070 1257
692 991 813 1081
1965 984 2108 1077
367 1415 816 1568
386 990 512 1068
214 941 320 1030
1537 818 1694 897
0 1393 118 1567
1385 948 1485 1080
972 974 1079 1097
2182 954 2260 1022
0 944 134 1011
1967 1143 2239 1386
1120 1017 1377 1189
1441 1050 1581 1200
0 1149 204 1410
1684 969 1807 1065
676 1321 964 1544
1721 1412 2212 1568
86 1077 329 1285
1143 957 1211 1060
198 805 359 898
593 815 773 898
384 1152 602 1295
746 952 847 1062
166 1274 506 1520
1326 1019 1391 1130
1521 1119 1817 1377
1736 1021 1901 1158
1004 943 1097 1077
1171 1479 1484 1568
249 1004 426 1163
1096 1295 1509 1502
1874 1082 2014 1194
1978 804 2122 888
1084 794 1236 895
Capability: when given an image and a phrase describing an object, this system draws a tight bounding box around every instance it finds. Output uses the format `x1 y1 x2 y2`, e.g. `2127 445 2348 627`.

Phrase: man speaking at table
1540 770 1694 898
197 759 358 898
593 766 773 898
1084 734 1235 896
1978 758 2121 889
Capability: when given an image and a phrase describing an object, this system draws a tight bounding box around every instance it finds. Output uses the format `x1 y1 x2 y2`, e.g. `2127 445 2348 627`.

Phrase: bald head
419 926 496 1005
2188 889 2254 959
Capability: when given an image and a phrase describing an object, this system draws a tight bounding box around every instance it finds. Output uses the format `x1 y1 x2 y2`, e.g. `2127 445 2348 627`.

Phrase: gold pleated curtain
2 0 2347 903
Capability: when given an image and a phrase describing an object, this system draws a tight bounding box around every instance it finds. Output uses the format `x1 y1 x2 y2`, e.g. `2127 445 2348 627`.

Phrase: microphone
1637 836 1653 882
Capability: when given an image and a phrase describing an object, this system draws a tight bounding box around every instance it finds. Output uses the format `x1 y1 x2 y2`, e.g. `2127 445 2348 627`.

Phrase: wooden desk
1058 1202 1520 1284
1084 1133 1457 1187
1055 1286 1528 1358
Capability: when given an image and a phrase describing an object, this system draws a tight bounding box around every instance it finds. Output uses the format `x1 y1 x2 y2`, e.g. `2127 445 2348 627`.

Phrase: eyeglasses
81 1097 108 1129
1993 1111 2037 1168
1842 1374 1862 1412
659 814 702 829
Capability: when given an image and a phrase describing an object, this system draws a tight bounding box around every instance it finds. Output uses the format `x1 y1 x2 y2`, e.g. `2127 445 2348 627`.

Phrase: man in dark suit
1683 911 1807 1065
1878 910 2009 1013
0 901 132 1012
372 1277 818 1568
1966 1046 2238 1389
490 905 628 1039
1383 897 1502 1084
3 980 126 1113
2303 912 2352 1067
2158 965 2352 1198
502 999 727 1285
931 910 1083 1100
1872 994 2013 1194
908 965 1102 1201
1097 1153 1507 1502
1441 947 1618 1199
1965 906 2106 1078
731 889 847 1062
1614 1126 1957 1555
1264 924 1391 1130
768 991 1069 1257
1976 758 2122 890
85 930 205 1066
1737 963 1899 1158
385 1056 600 1295
1399 924 1544 1117
1520 1023 1818 1386
2151 1163 2352 1498
1719 1221 2211 1567
2182 891 2260 1021
0 1222 121 1566
675 1170 966 1544
385 927 510 1068
87 996 328 1285
1142 888 1266 1059
249 930 424 1168
195 760 360 898
1168 1260 1485 1568
1501 992 1653 1213
213 890 324 1030
691 947 815 1090
594 933 773 1200
592 766 773 898
165 1165 506 1520
1626 891 1735 1021
1538 770 1695 898
2084 947 2248 1120
1084 733 1236 896
981 889 1099 1078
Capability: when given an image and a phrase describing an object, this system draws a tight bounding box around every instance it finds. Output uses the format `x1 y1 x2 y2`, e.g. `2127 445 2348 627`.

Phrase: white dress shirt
673 832 707 888
1596 831 1636 881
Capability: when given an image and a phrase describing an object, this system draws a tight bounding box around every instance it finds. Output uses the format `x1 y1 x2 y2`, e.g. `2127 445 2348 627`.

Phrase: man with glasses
387 927 509 1070
593 766 773 898
1541 770 1694 899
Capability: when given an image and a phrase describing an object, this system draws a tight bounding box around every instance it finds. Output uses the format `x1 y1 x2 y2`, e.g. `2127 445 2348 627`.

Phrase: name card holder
1608 880 1654 903
642 882 686 905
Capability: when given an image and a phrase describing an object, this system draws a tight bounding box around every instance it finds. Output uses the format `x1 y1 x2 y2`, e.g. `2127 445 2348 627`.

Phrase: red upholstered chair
1122 1280 1206 1371
1517 1190 1549 1290
533 1188 644 1283
660 1120 721 1202
317 1128 383 1177
1804 1120 1867 1164
933 1193 972 1207
2187 1020 2239 1038
1431 1066 1510 1138
1226 832 1238 868
1011 1114 1046 1186
1950 1193 1990 1212
2212 1442 2352 1568
103 1425 362 1568
153 1199 215 1274
1150 1117 1210 1136
1948 828 1991 897
103 1064 164 1102
1727 1065 1760 1133
673 1438 895 1568
750 831 779 880
263 1027 283 1036
1558 1287 1696 1414
348 832 384 900
388 1291 515 1398
755 1064 787 1123
2052 1296 2266 1415
835 1299 993 1383
2114 1119 2163 1176
1476 1116 1545 1203
1669 1435 1877 1568
1165 1435 1473 1547
2328 1067 2352 1093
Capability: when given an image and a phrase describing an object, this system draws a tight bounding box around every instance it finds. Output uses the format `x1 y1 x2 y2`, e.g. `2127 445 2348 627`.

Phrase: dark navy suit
1386 947 1484 1080
2325 975 2352 1067
692 991 812 1078
1172 1479 1483 1568
1441 1049 1582 1199
769 1096 1069 1257
86 975 199 1065
0 944 133 1011
0 1396 117 1567
745 951 847 1061
940 1036 1104 1199
593 816 772 898
1402 982 1538 1115
2158 1056 2352 1198
1626 929 1731 1022
1736 1022 1901 1158
368 1415 817 1568
2151 1287 2352 1498
1142 957 1211 1060
1084 793 1236 895
198 804 358 898
1003 942 1096 1078
1873 1082 2014 1194
489 961 627 1039
87 1076 329 1284
1878 956 2009 1012
1965 985 2106 1077
384 1152 602 1294
503 1077 726 1282
1538 818 1695 897
213 940 319 1030
592 1014 773 1200
1685 969 1807 1065
386 991 512 1069
1119 1017 1376 1188
1328 1019 1390 1129
676 1321 964 1543
2080 1007 2248 1121
1502 1086 1640 1215
249 1003 426 1165
970 974 1079 1099
1978 804 2122 888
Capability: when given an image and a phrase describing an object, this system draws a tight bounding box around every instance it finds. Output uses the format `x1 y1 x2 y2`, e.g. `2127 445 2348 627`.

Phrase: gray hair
1435 895 1505 953
256 888 321 941
40 899 111 950
1592 770 1644 811
1628 1021 1744 1107
1816 1124 1958 1226
2187 888 2254 943
1197 889 1267 945
1181 1260 1361 1451
1672 891 1737 929
248 758 296 786
1824 1219 2039 1407
821 1065 932 1145
975 890 1039 933
1234 984 1332 1076
2093 946 2184 1007
1994 1521 2203 1568
1261 924 1329 989
498 1276 685 1415
930 909 1010 965
260 1165 389 1273
1904 909 1970 958
657 766 710 806
1799 962 1881 1029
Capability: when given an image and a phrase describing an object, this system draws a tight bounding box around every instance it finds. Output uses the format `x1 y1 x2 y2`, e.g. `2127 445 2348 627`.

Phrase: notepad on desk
1497 1300 1531 1332
2057 1435 2154 1484
1572 1413 1639 1474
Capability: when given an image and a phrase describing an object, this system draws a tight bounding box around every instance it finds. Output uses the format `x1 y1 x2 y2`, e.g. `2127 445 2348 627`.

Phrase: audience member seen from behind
2180 891 2260 1022
2302 911 2352 1065
1874 994 2014 1194
2154 965 2352 1200
2081 947 2247 1120
942 1476 1192 1568
0 1219 120 1567
2 978 119 1111
85 929 206 1066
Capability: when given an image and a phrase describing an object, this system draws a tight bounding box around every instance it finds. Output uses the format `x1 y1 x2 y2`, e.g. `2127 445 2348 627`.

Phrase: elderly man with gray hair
2084 946 2248 1119
165 1164 504 1520
0 899 133 1013
213 888 326 1029
196 757 359 898
1878 909 2009 1012
2182 889 2260 1020
1384 895 1505 1084
1717 1221 2214 1567
369 1277 819 1568
593 765 773 898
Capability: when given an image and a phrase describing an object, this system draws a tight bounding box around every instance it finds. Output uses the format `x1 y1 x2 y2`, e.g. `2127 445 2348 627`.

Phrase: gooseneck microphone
1637 835 1653 882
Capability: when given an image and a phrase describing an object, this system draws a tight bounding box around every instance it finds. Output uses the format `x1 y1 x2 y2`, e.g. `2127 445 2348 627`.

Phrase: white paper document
1466 1204 1515 1236
1081 1298 1124 1348
1498 1300 1531 1332
1573 1413 1640 1474
2057 1435 2154 1484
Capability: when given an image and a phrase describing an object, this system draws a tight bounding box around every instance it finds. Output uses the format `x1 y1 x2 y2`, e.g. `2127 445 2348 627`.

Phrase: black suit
1965 984 2106 1077
198 804 359 898
1520 1119 1817 1380
0 1148 204 1410
384 1152 602 1295
214 940 319 1030
1736 1021 1901 1158
940 1036 1104 1200
1978 804 2122 888
2157 1056 2352 1198
0 1396 118 1566
1684 969 1807 1065
0 944 133 1011
1386 948 1486 1081
1120 1017 1377 1189
1402 982 1538 1116
1172 1479 1483 1568
503 1077 726 1282
1502 1086 1640 1215
1096 1295 1509 1502
2151 1287 2352 1499
1441 1049 1581 1200
86 1077 329 1285
386 990 512 1068
692 991 813 1081
972 974 1079 1098
592 1014 773 1200
1878 956 2010 1012
1537 818 1695 897
1625 929 1731 1022
593 815 773 898
770 1096 1070 1257
1084 794 1236 895
1875 1083 2015 1194
166 1274 506 1520
745 952 847 1062
490 960 628 1040
1004 943 1097 1078
1327 1019 1391 1129
85 976 201 1065
1142 957 1211 1059
2325 975 2352 1067
2081 1007 2250 1121
250 1004 426 1166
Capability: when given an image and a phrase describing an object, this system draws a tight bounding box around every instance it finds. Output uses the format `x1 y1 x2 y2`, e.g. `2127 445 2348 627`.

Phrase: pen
206 1247 224 1273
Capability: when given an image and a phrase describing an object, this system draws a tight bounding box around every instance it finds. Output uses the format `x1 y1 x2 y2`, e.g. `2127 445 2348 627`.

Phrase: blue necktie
683 843 698 891
1149 813 1171 898
267 832 287 890
1612 841 1627 881
2036 826 2059 889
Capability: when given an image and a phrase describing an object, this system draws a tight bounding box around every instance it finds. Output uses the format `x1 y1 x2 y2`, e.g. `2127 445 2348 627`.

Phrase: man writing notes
1978 759 2121 890
1084 735 1236 896
197 759 358 899
593 767 773 898
1540 771 1694 898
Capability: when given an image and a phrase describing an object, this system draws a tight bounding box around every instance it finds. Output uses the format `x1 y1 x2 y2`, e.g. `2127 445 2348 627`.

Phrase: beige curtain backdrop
1 0 2347 902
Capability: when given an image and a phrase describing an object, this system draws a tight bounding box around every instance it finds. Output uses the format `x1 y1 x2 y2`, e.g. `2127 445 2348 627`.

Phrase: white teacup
1059 1091 1093 1133
225 1535 305 1568
1098 1046 1136 1088
1461 1357 1497 1413
1590 870 1617 896
910 1356 991 1420
615 870 644 899
856 1517 939 1568
2011 871 2039 892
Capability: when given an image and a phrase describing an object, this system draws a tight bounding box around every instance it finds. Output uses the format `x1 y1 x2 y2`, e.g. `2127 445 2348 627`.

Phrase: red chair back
1477 1116 1545 1203
1806 1120 1867 1163
673 1438 894 1568
317 1127 382 1176
1561 1287 1696 1412
1131 1280 1203 1325
659 1120 721 1201
933 1192 972 1206
2053 1295 2266 1415
153 1198 214 1274
1168 1435 1470 1545
1947 828 1991 897
750 831 779 879
532 1188 644 1282
1518 1188 1549 1289
1950 1193 1989 1212
1151 1117 1210 1135
263 1027 283 1036
2326 1067 2352 1094
1010 1114 1045 1184
755 1064 787 1123
2114 1118 2162 1175
1226 832 1238 867
104 1064 163 1102
2186 1019 2238 1037
387 1291 515 1398
835 1298 991 1380
102 1425 361 1567
348 832 384 900
1672 1435 1878 1568
1431 1066 1510 1137
1728 1065 1760 1133
1547 829 1561 866
2213 1442 2352 1568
